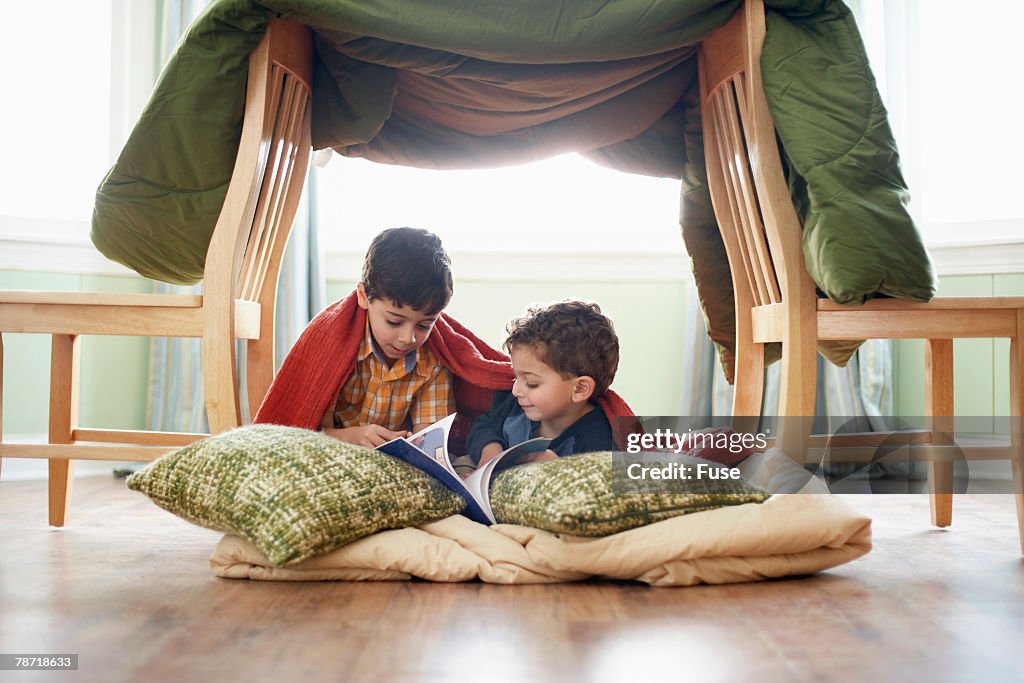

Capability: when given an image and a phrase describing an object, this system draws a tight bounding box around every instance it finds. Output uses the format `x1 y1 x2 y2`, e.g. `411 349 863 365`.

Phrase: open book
377 414 551 524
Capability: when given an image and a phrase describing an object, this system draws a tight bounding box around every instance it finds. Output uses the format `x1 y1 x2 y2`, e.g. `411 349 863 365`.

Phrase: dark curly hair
504 300 619 397
361 227 453 315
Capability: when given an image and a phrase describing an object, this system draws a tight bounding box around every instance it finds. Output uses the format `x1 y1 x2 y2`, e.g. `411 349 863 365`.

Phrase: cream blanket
210 450 871 585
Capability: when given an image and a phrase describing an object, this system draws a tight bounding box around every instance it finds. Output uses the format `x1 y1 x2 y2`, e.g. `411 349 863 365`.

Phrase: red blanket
254 292 637 452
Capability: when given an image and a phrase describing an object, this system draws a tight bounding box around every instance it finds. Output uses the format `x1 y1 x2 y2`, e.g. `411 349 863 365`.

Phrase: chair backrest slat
708 87 764 306
721 76 781 305
698 0 807 308
203 19 314 321
728 75 777 303
256 82 310 301
707 65 781 308
239 71 305 302
252 85 307 301
238 65 288 300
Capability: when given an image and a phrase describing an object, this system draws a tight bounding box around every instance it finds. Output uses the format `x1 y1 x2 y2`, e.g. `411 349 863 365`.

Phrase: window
0 2 114 224
915 3 1023 229
0 0 159 272
314 154 685 257
855 0 1024 245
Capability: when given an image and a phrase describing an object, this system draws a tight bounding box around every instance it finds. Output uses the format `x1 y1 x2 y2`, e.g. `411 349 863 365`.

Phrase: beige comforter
210 450 871 586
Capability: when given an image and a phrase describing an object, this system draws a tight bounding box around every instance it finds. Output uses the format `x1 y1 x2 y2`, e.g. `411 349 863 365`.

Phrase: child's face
357 284 438 362
509 344 580 424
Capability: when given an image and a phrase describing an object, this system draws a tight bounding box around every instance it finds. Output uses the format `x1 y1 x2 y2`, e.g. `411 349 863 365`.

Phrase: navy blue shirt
466 390 614 464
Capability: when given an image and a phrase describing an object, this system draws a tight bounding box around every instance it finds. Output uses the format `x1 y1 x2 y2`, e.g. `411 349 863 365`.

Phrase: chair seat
0 291 260 338
817 296 1024 311
750 298 1024 342
0 290 202 307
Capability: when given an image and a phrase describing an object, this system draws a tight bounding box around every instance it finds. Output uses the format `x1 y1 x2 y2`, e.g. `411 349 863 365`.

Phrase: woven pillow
126 424 464 566
490 451 770 536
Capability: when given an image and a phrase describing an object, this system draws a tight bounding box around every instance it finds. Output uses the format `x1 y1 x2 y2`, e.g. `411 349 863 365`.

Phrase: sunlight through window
314 153 685 255
0 2 113 222
916 2 1024 225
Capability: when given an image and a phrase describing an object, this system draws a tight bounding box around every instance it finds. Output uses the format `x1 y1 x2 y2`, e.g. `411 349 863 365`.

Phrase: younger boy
466 300 619 466
320 227 456 447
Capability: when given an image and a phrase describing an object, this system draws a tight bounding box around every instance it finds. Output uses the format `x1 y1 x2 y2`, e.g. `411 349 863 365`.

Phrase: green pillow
490 452 770 536
126 424 464 566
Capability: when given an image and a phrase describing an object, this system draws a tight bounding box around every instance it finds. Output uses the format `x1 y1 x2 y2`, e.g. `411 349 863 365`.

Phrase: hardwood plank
3 477 1023 682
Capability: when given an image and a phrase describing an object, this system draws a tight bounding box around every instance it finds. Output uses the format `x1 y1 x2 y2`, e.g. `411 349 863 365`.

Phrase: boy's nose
511 379 523 397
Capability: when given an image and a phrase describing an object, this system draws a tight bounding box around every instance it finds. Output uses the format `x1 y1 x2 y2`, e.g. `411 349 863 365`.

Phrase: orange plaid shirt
332 319 454 431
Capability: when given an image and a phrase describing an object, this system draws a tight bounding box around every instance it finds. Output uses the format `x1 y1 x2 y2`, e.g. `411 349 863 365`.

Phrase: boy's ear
572 376 596 403
355 282 370 310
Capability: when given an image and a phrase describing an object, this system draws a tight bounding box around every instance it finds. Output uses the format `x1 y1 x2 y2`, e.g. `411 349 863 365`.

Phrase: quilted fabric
126 424 464 566
94 2 932 334
489 451 770 536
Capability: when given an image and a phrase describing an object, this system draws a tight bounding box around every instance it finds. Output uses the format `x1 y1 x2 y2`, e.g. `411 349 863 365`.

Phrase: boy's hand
325 425 409 447
522 449 559 464
476 442 505 468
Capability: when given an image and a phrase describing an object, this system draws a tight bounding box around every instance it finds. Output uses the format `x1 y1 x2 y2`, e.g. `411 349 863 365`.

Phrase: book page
402 413 457 475
463 438 552 522
376 413 492 524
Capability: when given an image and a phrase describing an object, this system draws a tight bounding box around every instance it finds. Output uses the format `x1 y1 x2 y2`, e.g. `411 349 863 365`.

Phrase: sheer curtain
145 0 324 434
679 282 894 430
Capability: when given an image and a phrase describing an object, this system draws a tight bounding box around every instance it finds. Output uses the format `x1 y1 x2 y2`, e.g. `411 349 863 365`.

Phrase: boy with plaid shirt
320 227 455 447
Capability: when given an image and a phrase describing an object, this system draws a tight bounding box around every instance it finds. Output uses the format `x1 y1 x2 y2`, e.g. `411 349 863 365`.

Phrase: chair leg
246 336 276 423
732 328 765 441
202 332 242 434
925 339 954 528
1011 312 1024 554
776 327 816 466
48 334 79 527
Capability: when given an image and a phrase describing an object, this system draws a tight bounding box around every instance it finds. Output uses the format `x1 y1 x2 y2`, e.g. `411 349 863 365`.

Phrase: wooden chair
697 0 1024 551
0 19 314 526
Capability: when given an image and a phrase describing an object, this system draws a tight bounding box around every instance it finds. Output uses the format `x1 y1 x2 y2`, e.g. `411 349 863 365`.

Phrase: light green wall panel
894 338 924 415
324 276 690 416
1 270 152 435
946 276 994 421
895 275 994 417
325 280 349 304
2 331 59 435
0 271 80 290
78 275 153 430
994 273 1024 420
1 271 80 435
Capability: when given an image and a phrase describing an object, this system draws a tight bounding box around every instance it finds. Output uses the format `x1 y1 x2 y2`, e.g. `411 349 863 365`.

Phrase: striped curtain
145 0 324 434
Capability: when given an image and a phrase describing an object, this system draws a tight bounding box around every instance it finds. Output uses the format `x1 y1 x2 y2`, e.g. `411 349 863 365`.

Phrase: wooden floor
2 476 1023 683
